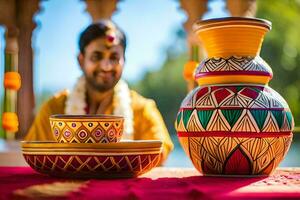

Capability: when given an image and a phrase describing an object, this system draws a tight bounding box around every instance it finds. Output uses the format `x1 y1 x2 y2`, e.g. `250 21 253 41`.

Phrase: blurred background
0 0 299 167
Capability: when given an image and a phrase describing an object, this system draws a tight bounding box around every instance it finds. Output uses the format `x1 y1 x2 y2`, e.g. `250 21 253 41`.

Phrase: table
1 167 300 200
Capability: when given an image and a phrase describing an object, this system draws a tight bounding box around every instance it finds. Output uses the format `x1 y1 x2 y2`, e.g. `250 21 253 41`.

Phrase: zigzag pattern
24 153 161 178
195 56 272 74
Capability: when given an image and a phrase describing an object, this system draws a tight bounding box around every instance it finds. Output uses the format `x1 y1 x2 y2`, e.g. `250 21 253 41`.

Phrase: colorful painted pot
49 114 124 143
175 17 294 176
22 140 162 178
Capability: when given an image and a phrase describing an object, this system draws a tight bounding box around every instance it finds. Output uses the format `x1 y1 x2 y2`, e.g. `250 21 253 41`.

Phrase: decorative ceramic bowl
49 114 124 143
21 140 162 178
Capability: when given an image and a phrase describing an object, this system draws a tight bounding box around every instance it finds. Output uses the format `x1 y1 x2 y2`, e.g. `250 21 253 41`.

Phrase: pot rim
193 17 272 32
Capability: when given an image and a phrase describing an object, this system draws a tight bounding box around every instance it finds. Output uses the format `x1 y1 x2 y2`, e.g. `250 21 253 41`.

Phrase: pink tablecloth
1 167 300 200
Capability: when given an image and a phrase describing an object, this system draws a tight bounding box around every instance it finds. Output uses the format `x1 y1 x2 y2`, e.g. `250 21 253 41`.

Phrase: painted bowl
49 114 124 143
21 140 162 178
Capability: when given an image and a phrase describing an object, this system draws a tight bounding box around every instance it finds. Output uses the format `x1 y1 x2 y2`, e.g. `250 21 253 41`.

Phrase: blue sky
1 0 228 94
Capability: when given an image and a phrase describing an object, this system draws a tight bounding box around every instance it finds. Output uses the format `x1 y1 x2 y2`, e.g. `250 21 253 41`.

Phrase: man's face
79 37 124 92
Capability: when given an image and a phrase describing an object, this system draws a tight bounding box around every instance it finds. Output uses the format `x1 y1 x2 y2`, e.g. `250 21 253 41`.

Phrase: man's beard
85 75 119 92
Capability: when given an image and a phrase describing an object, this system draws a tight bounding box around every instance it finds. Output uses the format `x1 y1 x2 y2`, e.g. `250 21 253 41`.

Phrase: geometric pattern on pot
178 135 292 176
57 121 122 143
23 154 161 178
21 141 162 178
195 56 273 77
51 119 124 144
176 85 294 135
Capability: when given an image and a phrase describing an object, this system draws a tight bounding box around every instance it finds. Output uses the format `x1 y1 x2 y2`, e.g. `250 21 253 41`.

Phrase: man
25 20 173 163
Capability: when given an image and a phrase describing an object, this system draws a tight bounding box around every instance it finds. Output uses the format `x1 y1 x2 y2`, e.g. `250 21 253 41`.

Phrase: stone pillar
179 0 208 92
227 0 256 17
85 0 118 21
16 0 40 138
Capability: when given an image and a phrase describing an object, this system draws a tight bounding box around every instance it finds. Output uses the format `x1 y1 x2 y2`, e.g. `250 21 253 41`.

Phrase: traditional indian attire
25 77 174 163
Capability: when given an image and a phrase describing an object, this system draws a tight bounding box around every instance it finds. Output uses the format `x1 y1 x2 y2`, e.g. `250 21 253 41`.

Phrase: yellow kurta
25 90 174 163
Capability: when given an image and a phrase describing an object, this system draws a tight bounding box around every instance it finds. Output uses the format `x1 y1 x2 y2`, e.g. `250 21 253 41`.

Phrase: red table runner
1 167 300 200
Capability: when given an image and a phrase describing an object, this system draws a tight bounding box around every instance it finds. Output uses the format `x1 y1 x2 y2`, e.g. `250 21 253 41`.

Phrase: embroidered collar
65 76 133 139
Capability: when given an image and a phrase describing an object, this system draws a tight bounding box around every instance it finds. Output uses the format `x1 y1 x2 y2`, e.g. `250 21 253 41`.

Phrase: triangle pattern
177 117 187 132
286 112 294 130
262 112 280 132
197 110 214 130
250 109 268 130
195 93 215 108
176 111 182 126
212 88 233 106
219 95 244 108
236 93 253 107
254 93 270 108
182 109 193 128
66 122 82 132
280 114 291 132
99 121 113 131
271 110 284 129
112 120 123 129
50 121 55 129
187 110 205 131
83 122 98 132
56 121 66 131
207 110 231 131
221 109 243 128
232 110 260 132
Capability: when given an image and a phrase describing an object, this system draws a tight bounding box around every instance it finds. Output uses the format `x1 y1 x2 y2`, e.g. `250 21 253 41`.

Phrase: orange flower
2 112 19 132
183 61 198 81
4 72 21 90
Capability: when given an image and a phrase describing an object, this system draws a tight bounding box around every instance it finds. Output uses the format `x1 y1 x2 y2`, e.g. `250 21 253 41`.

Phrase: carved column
85 0 118 21
227 0 257 17
179 0 208 92
16 0 40 138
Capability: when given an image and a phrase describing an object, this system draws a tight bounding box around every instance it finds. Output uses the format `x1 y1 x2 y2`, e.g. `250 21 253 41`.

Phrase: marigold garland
4 72 21 90
2 112 19 132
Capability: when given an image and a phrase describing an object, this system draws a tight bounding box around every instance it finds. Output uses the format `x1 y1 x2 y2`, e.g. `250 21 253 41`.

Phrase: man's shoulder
129 90 157 110
42 90 69 112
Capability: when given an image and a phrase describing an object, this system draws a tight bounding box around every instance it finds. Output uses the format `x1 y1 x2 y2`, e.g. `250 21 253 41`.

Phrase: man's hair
79 20 126 54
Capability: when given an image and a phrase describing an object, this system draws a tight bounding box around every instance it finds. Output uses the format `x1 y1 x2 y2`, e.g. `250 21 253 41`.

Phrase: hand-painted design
177 18 294 176
176 85 293 134
195 56 272 77
51 119 123 144
64 129 71 138
78 130 88 139
223 147 251 175
54 128 59 137
179 136 292 175
23 153 161 178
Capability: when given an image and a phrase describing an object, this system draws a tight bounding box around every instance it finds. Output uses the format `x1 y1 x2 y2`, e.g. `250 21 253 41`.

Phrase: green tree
257 0 300 125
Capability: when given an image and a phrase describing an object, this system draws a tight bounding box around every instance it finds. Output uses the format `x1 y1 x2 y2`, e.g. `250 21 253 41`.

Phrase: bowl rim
21 140 162 150
49 114 124 120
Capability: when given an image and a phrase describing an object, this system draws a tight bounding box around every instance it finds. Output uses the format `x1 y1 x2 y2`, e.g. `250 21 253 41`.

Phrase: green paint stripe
250 110 268 130
197 110 214 129
271 110 284 129
286 112 293 129
183 110 193 128
176 111 182 126
221 109 243 128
